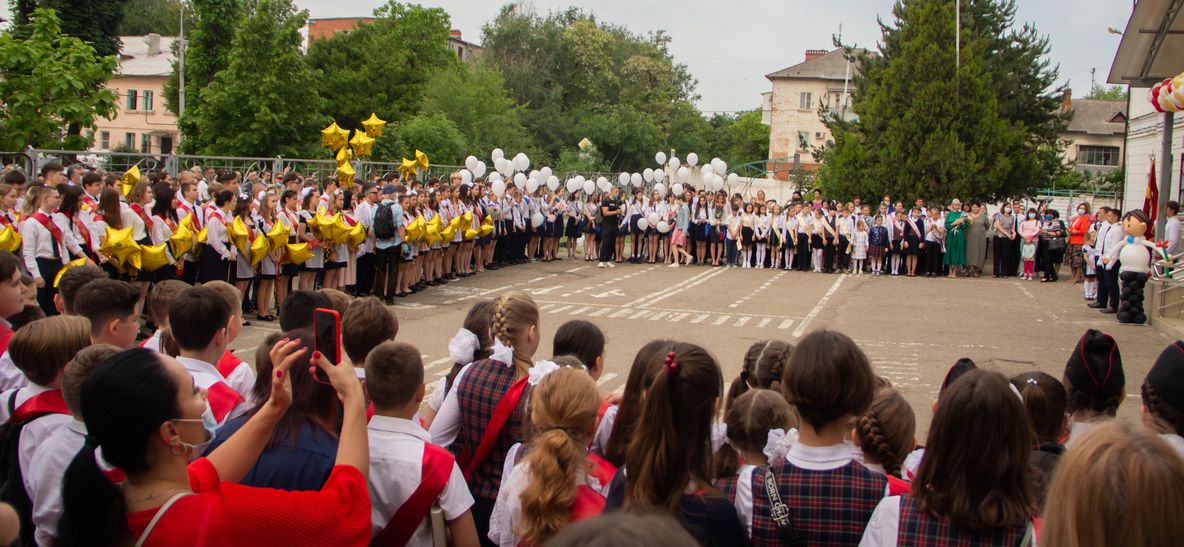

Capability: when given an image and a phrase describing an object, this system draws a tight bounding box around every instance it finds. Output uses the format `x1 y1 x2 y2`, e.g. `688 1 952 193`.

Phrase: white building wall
1123 87 1184 213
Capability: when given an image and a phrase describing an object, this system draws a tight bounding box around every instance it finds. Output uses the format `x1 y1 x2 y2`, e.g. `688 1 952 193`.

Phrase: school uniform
234 215 258 281
490 452 615 547
715 463 759 539
750 442 888 547
175 356 250 427
27 418 118 546
0 382 71 544
796 214 812 272
276 208 300 278
197 208 234 283
297 209 325 273
368 415 473 547
149 213 178 281
21 211 87 316
859 494 1030 547
352 201 375 295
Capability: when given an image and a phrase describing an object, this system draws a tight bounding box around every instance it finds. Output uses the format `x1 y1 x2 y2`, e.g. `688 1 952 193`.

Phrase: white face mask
1078 209 1086 215
1028 213 1036 219
172 400 217 462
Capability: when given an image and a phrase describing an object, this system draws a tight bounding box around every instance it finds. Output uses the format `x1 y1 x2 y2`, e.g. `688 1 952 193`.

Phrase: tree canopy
165 0 243 153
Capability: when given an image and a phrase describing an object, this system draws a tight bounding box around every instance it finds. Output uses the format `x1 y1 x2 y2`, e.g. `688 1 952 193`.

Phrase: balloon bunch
322 113 386 182
0 222 21 253
99 225 173 275
399 150 429 181
485 149 543 198
1150 73 1184 113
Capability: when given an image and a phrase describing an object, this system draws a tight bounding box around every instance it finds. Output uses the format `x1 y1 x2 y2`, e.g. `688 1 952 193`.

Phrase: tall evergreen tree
817 0 1066 202
190 0 323 157
164 0 242 153
9 0 127 57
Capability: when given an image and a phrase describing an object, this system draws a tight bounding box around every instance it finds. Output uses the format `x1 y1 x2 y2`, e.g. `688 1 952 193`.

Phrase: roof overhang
1107 0 1184 86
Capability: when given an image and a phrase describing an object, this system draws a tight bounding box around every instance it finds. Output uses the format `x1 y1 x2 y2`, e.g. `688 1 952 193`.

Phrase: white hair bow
490 338 514 368
710 423 729 453
527 360 560 386
763 428 798 465
448 328 481 366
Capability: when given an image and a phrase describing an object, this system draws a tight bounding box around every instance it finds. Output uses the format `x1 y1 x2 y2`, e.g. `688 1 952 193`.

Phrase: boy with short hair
169 286 249 425
202 281 255 397
278 289 333 331
343 296 399 366
52 265 106 315
71 279 141 349
27 344 120 546
364 341 477 547
141 279 189 352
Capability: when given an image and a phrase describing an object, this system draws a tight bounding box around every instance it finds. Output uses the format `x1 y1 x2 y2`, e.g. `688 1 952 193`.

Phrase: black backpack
374 202 396 240
0 391 55 547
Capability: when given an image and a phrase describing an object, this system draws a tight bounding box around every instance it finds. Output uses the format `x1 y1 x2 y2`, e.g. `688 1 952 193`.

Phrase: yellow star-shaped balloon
399 158 417 180
52 258 88 288
196 226 208 245
362 113 386 138
99 226 140 270
266 220 289 251
138 243 171 272
321 122 349 151
169 215 195 260
349 131 374 158
315 212 349 244
229 216 251 251
249 234 269 267
337 162 356 184
404 216 425 242
0 225 21 253
414 149 430 171
336 146 353 166
122 165 141 197
346 219 367 248
284 242 313 265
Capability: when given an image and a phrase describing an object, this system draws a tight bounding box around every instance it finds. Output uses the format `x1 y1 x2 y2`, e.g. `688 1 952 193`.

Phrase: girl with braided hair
429 291 540 544
724 340 793 413
713 389 797 540
852 388 915 496
1009 371 1068 508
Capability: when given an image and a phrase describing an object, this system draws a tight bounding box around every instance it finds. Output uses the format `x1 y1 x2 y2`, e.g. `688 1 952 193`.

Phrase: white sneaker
668 262 678 268
598 262 606 268
607 261 616 268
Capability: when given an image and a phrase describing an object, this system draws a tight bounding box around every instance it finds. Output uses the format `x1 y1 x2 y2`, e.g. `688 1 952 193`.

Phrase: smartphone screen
313 308 340 382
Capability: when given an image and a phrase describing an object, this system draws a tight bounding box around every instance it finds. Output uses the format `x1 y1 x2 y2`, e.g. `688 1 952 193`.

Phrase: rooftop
766 48 866 82
117 34 176 77
1066 98 1127 135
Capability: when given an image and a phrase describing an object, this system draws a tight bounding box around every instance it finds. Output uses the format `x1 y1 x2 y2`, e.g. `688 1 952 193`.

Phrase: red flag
1144 158 1158 239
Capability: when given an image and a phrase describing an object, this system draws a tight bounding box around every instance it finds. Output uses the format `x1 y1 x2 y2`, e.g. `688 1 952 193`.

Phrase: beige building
305 17 482 61
764 48 861 180
1060 91 1126 176
91 34 178 155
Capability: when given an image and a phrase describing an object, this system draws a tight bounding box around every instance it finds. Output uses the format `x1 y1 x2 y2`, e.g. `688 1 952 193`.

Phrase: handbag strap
762 468 804 547
135 492 193 547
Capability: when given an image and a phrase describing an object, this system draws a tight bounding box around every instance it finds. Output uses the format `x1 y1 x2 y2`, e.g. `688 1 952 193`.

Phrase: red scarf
10 389 70 423
31 212 63 244
129 203 151 230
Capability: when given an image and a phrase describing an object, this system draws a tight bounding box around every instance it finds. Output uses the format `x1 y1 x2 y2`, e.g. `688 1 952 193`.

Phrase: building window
797 131 810 150
142 90 154 112
100 131 110 150
141 134 151 153
799 92 813 110
1078 145 1119 166
124 132 135 149
126 89 138 111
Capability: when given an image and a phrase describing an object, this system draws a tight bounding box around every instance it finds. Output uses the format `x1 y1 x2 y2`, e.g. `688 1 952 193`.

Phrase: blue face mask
1044 215 1053 221
172 400 217 461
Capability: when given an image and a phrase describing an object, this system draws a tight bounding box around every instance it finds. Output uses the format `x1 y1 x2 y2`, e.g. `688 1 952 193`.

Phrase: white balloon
540 167 552 180
630 173 643 187
513 172 527 188
489 171 503 183
526 178 540 193
654 183 667 197
460 169 473 185
701 164 715 177
686 153 699 167
711 174 724 192
494 157 508 173
473 161 487 178
618 172 629 186
643 168 655 182
515 154 530 172
492 148 504 162
728 173 739 186
638 218 650 231
672 183 684 196
653 169 666 183
655 151 667 165
465 156 478 172
529 170 541 183
656 221 670 234
583 180 596 195
647 212 660 225
669 157 681 170
492 179 507 197
566 178 581 193
574 175 586 186
677 166 689 183
718 160 728 174
531 213 544 228
547 176 560 191
597 178 611 192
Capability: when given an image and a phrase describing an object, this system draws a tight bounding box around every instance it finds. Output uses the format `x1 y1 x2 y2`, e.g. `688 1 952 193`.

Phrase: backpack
374 202 397 240
0 391 57 547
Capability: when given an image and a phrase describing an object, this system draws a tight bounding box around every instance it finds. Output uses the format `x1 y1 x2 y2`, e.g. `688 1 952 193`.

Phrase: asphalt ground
229 258 1171 436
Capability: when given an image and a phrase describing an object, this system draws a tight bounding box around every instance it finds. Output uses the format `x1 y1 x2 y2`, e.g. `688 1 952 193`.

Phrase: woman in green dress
944 198 967 277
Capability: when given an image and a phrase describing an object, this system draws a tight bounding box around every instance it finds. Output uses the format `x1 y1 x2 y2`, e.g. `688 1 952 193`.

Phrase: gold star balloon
266 221 289 252
336 146 353 166
284 242 313 265
122 165 141 197
415 149 430 172
399 158 417 180
337 162 356 184
405 216 425 242
229 217 251 251
0 225 21 253
321 122 349 151
350 131 375 158
316 212 348 244
53 258 88 288
137 243 171 272
99 226 140 270
249 234 269 267
169 215 195 259
196 226 208 245
346 220 367 248
362 113 386 138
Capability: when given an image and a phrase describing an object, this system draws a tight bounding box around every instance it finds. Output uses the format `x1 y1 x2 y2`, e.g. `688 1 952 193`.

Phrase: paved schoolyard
230 260 1171 435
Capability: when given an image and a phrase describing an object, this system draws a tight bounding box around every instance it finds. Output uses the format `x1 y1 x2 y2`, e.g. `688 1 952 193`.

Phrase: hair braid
860 413 902 477
492 297 511 347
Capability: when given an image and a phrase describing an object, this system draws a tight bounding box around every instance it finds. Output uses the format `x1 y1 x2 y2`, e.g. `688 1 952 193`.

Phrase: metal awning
1108 0 1184 85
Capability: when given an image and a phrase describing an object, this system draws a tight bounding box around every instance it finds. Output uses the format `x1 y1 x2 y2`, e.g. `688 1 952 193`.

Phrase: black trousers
796 235 810 271
372 246 400 298
837 236 850 270
354 252 375 296
1118 270 1147 324
926 244 943 275
1098 263 1120 309
599 223 618 262
822 240 836 272
993 236 1011 276
35 257 61 317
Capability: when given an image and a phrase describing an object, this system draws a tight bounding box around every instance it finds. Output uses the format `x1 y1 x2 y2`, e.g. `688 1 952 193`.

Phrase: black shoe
1088 303 1106 309
384 297 394 305
255 314 275 322
1101 308 1118 314
395 292 408 298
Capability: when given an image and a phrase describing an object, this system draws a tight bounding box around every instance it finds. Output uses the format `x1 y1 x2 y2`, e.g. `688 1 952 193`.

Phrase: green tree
191 0 323 157
555 141 609 175
419 62 534 158
817 0 1066 202
9 0 127 57
727 109 770 163
118 0 187 35
1085 84 1128 101
307 1 456 134
164 0 243 153
0 8 118 150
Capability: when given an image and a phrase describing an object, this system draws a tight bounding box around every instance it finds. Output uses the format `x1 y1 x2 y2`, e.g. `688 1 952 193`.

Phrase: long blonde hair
518 367 600 545
491 291 539 379
1041 420 1184 547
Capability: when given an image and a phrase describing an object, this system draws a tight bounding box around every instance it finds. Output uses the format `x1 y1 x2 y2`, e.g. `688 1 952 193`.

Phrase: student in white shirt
713 389 797 540
364 341 477 547
27 344 120 547
168 286 250 426
21 186 89 316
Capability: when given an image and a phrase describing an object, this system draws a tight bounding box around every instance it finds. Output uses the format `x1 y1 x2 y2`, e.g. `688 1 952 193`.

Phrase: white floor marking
778 319 795 329
692 313 710 324
568 306 593 315
609 308 633 318
622 267 717 307
596 372 618 386
424 357 453 372
538 303 556 311
588 307 610 317
713 315 731 325
793 274 847 337
643 268 727 307
566 266 588 273
757 318 771 328
550 305 573 314
630 309 652 320
734 316 751 327
670 312 690 322
649 311 669 321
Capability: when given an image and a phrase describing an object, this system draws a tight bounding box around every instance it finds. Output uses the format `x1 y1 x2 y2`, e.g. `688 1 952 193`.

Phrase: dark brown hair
604 339 672 467
73 279 140 338
912 370 1038 530
147 280 190 327
1143 379 1184 436
365 341 423 409
342 296 398 364
781 330 876 431
56 265 106 314
715 388 796 478
855 388 916 478
63 344 121 416
1010 372 1068 444
623 341 723 513
443 300 497 393
552 320 605 373
725 339 793 412
168 286 232 351
249 329 341 445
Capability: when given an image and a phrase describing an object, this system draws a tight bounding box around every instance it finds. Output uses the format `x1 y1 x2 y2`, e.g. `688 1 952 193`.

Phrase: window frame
126 89 138 112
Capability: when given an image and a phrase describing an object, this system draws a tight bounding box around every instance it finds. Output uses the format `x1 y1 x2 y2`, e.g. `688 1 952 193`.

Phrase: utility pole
840 23 850 120
177 3 186 147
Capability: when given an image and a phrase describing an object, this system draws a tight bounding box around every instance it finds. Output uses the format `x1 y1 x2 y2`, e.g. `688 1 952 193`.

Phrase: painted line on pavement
793 274 847 338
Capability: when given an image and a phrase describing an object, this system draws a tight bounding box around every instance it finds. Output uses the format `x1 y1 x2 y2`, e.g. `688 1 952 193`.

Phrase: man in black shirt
599 187 622 267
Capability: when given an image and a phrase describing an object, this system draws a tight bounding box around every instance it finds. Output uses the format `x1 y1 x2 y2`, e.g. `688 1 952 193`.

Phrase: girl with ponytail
724 339 792 413
429 290 541 542
490 367 610 546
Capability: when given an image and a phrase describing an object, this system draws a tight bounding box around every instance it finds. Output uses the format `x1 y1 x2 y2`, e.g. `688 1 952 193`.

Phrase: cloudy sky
293 0 1134 113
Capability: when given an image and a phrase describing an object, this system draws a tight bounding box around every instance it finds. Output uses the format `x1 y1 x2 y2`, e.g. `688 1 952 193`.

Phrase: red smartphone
312 308 341 383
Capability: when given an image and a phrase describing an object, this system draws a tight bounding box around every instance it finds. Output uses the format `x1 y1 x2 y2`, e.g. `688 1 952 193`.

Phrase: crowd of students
0 254 1180 545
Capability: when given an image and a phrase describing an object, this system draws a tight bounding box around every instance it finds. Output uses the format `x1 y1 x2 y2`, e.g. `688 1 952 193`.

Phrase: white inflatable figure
1115 210 1157 324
